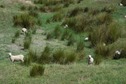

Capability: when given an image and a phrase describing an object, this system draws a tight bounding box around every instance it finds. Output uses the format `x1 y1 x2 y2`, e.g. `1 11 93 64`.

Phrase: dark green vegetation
0 0 126 83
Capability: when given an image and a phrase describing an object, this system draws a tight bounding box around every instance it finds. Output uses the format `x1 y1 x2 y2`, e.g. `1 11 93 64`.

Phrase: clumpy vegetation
30 64 45 77
1 0 126 83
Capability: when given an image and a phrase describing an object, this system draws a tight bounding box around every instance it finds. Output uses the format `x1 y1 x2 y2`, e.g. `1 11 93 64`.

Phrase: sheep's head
8 53 12 56
88 55 92 58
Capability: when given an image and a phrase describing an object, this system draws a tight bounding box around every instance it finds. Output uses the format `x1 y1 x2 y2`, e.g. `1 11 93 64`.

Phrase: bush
67 7 84 17
12 37 16 43
53 49 65 64
76 51 85 61
105 22 121 44
64 51 76 64
61 29 71 40
95 43 110 58
96 12 112 25
46 32 53 40
23 56 31 66
67 34 75 46
38 46 51 64
30 64 45 77
76 39 85 51
94 55 102 65
0 5 5 8
51 12 64 22
53 25 62 39
28 49 38 62
89 22 120 46
24 33 32 49
13 13 36 28
14 30 20 38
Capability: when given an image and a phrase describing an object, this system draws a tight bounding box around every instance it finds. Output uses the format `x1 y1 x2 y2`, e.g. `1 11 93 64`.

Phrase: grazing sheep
84 37 89 41
22 28 27 34
8 53 24 62
103 43 106 46
124 15 126 18
64 24 68 29
120 3 123 6
88 55 94 65
113 50 121 59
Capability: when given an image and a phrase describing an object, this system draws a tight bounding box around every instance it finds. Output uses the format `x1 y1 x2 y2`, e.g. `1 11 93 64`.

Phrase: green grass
0 0 126 84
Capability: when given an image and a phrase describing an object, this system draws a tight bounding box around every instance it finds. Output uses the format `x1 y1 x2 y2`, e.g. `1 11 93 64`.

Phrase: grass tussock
38 46 52 64
28 49 38 62
89 22 121 46
24 32 32 49
76 39 85 51
53 49 77 64
94 55 102 65
30 64 45 77
95 43 110 58
23 56 31 66
11 30 20 43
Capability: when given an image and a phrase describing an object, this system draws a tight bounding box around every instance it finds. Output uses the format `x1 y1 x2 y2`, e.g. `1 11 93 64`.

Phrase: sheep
64 24 68 29
103 43 106 46
119 3 123 6
84 37 89 41
124 15 126 18
88 55 94 65
113 50 121 59
21 28 27 34
8 53 24 62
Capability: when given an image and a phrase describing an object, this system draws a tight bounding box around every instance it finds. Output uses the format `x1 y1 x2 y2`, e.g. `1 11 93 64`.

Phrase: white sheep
115 50 121 55
124 15 126 18
103 43 106 46
119 3 123 6
64 24 68 29
8 53 24 62
22 28 27 34
88 55 94 65
84 37 89 41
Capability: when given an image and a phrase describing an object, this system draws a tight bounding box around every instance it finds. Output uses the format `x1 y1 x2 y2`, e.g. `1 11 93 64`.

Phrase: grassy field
0 0 126 84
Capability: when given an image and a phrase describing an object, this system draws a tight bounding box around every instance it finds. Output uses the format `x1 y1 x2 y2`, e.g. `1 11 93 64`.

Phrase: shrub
14 30 20 38
53 25 62 39
38 46 51 64
67 34 75 46
0 5 5 8
76 51 85 61
28 49 38 62
30 64 45 77
32 28 37 34
101 6 114 13
76 39 85 51
20 5 27 11
23 56 31 66
105 22 121 44
67 7 84 17
51 12 64 22
63 3 69 8
13 13 36 28
46 32 53 40
96 12 112 25
95 43 109 57
24 33 32 49
64 51 76 64
12 37 16 43
53 49 65 64
28 10 38 18
94 55 102 65
61 29 70 40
